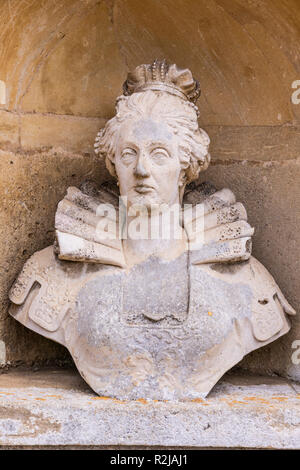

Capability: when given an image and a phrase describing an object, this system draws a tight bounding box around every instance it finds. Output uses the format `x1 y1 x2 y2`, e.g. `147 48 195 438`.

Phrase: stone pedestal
0 368 299 449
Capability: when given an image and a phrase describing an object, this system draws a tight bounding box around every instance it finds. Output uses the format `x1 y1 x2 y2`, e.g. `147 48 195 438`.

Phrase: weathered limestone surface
0 150 102 363
205 159 300 379
206 125 300 162
0 111 19 148
1 0 300 124
114 0 300 126
20 114 106 153
0 0 299 384
0 368 299 448
1 0 126 118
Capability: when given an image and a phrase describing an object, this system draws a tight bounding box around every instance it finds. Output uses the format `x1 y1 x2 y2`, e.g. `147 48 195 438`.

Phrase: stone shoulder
203 256 294 343
9 246 79 336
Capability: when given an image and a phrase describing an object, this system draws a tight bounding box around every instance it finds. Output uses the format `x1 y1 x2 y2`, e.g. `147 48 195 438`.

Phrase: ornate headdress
122 59 201 105
94 60 204 161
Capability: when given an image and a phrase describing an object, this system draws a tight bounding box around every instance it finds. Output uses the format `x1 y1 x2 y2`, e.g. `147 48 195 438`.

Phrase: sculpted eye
151 147 170 163
121 148 137 163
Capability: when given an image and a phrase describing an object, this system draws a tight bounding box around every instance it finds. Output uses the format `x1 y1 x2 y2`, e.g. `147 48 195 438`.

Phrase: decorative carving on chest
121 254 189 327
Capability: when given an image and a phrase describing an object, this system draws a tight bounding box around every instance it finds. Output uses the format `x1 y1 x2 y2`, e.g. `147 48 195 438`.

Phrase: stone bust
9 61 295 400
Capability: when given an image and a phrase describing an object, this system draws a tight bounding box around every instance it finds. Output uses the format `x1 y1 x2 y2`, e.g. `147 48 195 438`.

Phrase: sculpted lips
134 184 155 194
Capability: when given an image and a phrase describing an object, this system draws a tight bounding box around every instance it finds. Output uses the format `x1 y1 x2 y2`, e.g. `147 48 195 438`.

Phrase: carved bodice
8 182 295 399
9 245 292 400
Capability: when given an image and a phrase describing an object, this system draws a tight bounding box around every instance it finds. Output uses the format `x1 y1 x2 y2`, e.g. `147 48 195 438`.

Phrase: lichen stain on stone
44 394 62 399
136 398 148 404
88 396 171 405
91 396 111 400
112 398 127 404
243 396 272 405
191 398 209 405
217 395 276 406
89 396 128 404
226 400 248 406
271 396 289 401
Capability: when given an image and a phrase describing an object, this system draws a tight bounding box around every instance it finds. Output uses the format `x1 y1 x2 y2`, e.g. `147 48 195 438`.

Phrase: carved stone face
114 118 184 208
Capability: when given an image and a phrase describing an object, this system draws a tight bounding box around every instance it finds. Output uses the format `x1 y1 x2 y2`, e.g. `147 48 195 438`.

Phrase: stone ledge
0 368 299 449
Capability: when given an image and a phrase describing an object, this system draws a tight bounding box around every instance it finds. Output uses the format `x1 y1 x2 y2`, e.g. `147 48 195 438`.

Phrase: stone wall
1 0 299 379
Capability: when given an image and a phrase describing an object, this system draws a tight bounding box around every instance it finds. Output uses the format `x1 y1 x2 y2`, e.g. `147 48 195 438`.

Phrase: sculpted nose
134 155 150 178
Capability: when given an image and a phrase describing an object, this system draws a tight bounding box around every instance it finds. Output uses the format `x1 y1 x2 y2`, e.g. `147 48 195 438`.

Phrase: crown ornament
122 59 201 105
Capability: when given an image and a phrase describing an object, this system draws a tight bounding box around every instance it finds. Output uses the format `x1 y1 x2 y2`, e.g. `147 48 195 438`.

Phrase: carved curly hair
94 90 210 185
